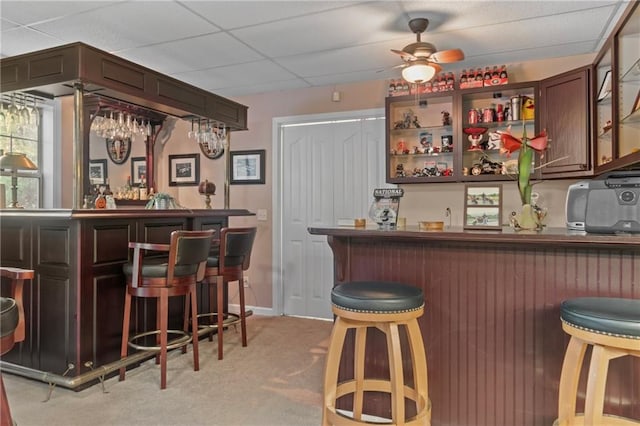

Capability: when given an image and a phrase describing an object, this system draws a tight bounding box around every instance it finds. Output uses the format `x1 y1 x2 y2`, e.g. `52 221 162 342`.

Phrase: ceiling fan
392 18 464 83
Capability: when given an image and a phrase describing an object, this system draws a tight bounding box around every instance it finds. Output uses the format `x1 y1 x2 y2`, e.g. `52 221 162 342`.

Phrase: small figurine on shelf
463 127 488 151
395 163 406 177
441 110 451 126
412 115 421 128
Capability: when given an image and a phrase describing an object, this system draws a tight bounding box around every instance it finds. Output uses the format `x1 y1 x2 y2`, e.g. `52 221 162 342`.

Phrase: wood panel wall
333 236 639 426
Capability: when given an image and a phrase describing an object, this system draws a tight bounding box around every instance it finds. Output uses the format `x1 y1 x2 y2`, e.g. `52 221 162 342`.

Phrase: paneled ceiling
0 1 631 99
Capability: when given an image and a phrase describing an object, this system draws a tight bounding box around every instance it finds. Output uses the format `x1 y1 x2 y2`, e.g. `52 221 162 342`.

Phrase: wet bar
308 225 640 425
0 209 250 388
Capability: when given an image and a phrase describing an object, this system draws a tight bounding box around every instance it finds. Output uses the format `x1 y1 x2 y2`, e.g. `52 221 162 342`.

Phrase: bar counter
308 225 640 426
0 208 252 388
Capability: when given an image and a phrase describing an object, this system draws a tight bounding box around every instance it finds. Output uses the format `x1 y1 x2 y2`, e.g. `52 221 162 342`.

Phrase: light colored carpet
3 315 333 426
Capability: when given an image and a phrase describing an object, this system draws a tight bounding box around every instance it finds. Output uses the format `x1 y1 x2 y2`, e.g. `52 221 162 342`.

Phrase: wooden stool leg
323 317 349 426
557 336 588 423
190 287 200 371
386 322 405 425
208 278 215 342
406 318 429 417
182 292 190 354
584 345 611 424
119 290 132 382
217 275 225 360
1 374 13 426
353 325 367 420
159 289 168 390
238 277 247 347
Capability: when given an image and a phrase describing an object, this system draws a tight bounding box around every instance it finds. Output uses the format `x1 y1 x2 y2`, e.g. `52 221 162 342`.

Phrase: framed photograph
168 153 200 186
130 157 147 186
463 184 502 230
230 149 265 185
88 159 108 186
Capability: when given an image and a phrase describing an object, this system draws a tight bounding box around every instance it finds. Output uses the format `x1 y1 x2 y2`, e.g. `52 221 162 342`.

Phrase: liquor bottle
446 72 454 90
492 65 500 79
460 69 467 84
139 174 148 200
388 79 396 96
475 68 483 81
500 65 508 79
483 67 491 81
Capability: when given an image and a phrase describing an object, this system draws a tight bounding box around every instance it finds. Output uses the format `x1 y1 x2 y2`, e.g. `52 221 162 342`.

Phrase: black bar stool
322 281 431 426
556 297 640 425
119 230 214 390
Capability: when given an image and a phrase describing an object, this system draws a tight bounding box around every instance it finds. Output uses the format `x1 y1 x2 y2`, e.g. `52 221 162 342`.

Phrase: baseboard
228 303 274 317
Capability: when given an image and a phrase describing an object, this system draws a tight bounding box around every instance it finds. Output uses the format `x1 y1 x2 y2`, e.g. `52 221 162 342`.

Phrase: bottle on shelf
475 68 483 81
139 174 148 200
500 65 508 79
483 67 492 81
460 69 467 85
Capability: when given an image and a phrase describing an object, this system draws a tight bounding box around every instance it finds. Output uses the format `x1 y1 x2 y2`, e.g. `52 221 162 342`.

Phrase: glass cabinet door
460 83 536 179
595 46 613 166
386 95 454 183
616 4 640 160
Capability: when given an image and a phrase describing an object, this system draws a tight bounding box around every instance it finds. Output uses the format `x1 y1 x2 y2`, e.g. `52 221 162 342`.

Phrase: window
0 99 42 209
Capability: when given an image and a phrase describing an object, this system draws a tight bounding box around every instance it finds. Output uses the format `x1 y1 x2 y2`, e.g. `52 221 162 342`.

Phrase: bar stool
556 297 640 425
119 230 214 390
197 227 256 360
323 281 431 426
1 267 33 426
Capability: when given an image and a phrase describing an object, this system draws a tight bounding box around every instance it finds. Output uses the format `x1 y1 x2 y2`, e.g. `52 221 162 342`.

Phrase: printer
565 170 640 233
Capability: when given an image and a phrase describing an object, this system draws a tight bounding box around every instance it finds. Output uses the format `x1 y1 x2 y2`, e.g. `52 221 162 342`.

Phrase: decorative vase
511 203 547 231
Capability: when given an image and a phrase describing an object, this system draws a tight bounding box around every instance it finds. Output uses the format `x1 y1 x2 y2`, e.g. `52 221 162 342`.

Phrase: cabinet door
594 46 613 168
539 66 592 177
386 94 455 183
615 3 640 164
460 83 537 181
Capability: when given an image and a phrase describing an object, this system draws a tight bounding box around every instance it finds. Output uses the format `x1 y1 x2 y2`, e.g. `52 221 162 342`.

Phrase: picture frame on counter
463 184 502 230
230 149 265 185
88 159 108 186
168 153 200 186
130 157 146 186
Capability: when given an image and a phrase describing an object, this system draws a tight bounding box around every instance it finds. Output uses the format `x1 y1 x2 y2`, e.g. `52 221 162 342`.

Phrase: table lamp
198 179 216 209
0 152 38 208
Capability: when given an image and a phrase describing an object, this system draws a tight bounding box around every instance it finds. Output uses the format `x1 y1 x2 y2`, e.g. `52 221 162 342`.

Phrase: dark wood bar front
308 226 640 426
0 209 251 388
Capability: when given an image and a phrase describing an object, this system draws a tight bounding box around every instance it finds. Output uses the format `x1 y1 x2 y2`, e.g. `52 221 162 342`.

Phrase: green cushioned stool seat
0 298 18 338
556 297 640 426
323 281 430 426
331 281 424 313
560 297 640 338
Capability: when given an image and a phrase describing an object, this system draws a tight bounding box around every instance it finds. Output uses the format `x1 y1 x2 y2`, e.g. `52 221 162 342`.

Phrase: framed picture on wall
230 149 265 184
88 159 108 186
168 153 200 186
463 184 502 230
130 157 146 186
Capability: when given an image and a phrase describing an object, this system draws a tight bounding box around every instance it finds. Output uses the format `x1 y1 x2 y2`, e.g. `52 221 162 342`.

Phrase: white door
278 111 386 319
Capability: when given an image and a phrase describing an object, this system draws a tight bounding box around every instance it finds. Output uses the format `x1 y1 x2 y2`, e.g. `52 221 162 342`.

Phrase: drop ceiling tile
216 79 311 98
174 60 299 91
181 1 359 29
276 40 401 78
0 27 64 57
230 1 404 57
31 1 219 52
118 32 263 75
0 1 118 26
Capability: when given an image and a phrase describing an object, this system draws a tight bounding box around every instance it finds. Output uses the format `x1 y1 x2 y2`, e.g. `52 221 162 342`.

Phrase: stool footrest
554 414 640 426
128 330 192 351
196 312 241 328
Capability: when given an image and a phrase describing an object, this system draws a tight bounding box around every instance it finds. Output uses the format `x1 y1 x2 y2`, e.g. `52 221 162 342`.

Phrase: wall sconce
0 151 38 208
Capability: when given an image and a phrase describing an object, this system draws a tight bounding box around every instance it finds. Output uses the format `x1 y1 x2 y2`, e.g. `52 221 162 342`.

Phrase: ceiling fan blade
430 49 465 63
391 49 417 61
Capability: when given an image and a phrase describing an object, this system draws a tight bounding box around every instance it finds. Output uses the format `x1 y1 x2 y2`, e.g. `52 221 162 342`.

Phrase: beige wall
60 53 595 312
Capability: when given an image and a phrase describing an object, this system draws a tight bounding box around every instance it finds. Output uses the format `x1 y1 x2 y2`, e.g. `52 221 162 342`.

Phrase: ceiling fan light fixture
402 62 437 83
